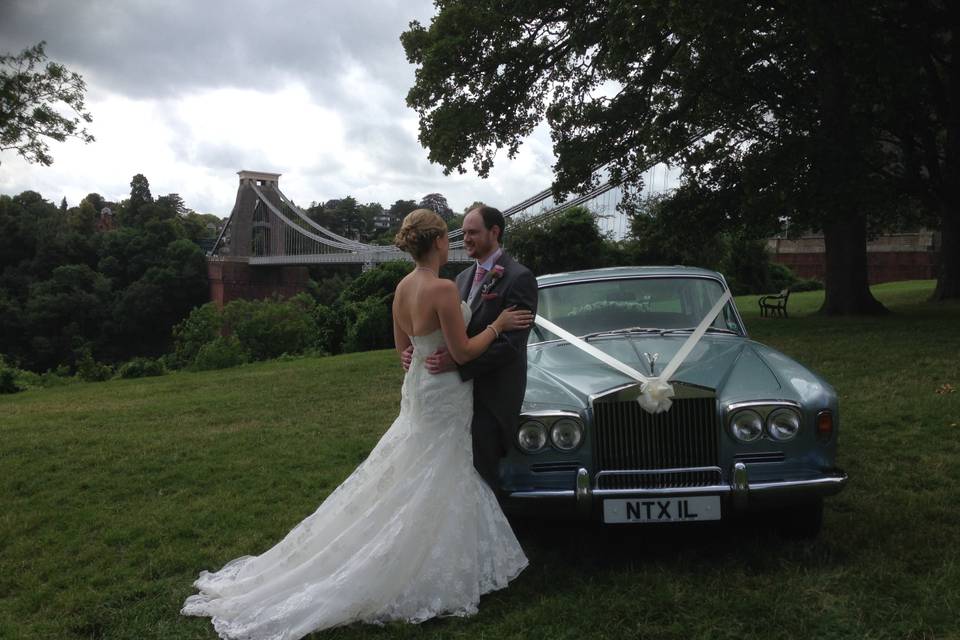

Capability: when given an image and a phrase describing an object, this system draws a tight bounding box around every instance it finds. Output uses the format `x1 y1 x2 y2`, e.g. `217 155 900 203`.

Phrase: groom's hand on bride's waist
400 345 414 371
425 347 456 374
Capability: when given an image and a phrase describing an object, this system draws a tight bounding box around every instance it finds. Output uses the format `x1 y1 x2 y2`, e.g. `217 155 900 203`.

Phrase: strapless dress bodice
410 301 472 359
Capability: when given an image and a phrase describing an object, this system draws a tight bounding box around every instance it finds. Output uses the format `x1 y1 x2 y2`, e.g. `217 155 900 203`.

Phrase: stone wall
768 231 940 284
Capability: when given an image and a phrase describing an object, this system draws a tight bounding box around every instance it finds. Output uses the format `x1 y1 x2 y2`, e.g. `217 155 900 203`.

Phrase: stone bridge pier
207 258 309 308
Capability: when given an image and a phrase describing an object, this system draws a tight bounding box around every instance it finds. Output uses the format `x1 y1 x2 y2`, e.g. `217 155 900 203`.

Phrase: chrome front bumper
507 462 848 515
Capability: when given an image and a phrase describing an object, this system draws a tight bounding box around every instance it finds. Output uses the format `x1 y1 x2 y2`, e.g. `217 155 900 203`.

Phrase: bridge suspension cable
212 159 679 266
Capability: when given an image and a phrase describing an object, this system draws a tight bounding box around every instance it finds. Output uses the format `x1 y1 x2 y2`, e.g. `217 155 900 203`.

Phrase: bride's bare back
394 271 453 337
393 271 532 365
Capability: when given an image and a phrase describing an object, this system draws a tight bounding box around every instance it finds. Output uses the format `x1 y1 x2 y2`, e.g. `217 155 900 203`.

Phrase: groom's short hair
470 205 506 243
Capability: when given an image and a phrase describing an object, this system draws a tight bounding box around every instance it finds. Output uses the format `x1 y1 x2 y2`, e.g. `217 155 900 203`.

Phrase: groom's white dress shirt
467 247 503 305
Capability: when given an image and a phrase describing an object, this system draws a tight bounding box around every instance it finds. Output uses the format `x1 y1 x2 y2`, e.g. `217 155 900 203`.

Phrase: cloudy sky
0 0 561 218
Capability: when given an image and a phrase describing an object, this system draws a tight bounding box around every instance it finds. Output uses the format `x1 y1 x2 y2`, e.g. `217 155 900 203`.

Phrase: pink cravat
473 265 488 284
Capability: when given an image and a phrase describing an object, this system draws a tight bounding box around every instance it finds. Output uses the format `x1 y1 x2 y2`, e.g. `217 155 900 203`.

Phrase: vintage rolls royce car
501 266 847 536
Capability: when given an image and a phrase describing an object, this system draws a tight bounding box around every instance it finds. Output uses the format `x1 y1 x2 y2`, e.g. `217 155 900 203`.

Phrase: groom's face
462 210 499 261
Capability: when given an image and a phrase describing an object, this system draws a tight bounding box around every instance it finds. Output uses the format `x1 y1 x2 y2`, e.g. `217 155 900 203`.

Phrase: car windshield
533 277 742 342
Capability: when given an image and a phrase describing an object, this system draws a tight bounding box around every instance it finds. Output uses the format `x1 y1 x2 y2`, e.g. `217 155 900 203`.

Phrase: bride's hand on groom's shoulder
494 306 535 333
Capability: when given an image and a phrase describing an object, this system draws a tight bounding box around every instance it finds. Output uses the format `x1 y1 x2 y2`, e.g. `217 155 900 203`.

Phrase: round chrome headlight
767 408 801 441
730 410 763 443
517 421 548 453
549 418 583 451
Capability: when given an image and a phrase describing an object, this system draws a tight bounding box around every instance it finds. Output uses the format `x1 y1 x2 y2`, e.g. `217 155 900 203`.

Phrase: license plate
603 496 721 524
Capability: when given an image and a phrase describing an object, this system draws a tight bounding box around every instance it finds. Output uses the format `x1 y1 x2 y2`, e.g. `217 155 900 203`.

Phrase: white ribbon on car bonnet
533 290 733 415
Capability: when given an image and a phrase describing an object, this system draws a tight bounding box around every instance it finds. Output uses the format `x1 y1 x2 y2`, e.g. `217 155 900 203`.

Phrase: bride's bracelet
487 324 500 339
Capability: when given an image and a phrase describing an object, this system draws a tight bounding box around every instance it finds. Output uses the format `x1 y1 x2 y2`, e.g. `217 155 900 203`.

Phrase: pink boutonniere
480 264 506 297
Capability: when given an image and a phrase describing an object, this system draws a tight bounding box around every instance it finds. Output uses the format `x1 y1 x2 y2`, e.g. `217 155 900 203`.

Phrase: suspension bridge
207 167 673 304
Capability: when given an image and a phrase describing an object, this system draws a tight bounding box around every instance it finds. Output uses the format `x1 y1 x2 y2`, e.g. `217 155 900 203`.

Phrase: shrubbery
164 262 415 371
171 302 221 368
75 348 113 382
791 277 825 292
223 296 318 361
117 357 165 379
0 358 22 394
342 295 393 353
769 263 796 293
193 336 249 371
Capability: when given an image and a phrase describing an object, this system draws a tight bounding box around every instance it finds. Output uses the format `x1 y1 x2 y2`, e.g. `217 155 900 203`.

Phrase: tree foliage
870 3 960 300
403 2 954 311
507 206 613 276
0 174 210 372
418 192 454 220
306 196 399 242
0 41 94 166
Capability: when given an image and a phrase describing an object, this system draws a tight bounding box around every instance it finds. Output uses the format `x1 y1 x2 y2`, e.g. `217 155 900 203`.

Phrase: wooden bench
759 288 791 318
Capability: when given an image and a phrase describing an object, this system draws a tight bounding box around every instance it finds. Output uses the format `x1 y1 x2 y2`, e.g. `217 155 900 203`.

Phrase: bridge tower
207 170 309 307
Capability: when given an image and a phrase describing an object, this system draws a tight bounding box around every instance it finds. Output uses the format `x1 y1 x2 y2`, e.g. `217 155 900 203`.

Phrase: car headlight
517 421 548 453
730 410 763 443
549 418 583 451
767 408 801 441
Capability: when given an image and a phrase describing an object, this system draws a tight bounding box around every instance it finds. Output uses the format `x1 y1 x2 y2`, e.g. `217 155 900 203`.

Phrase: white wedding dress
182 302 528 640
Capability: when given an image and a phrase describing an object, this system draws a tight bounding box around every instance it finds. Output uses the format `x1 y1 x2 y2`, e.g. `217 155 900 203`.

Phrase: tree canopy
0 175 210 372
0 41 94 166
403 1 957 312
418 192 454 220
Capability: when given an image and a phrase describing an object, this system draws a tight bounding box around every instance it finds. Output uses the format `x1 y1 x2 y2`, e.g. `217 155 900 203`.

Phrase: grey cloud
0 0 561 217
0 0 433 103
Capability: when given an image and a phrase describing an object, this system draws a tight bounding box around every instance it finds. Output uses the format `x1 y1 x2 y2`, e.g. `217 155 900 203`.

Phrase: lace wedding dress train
182 303 528 640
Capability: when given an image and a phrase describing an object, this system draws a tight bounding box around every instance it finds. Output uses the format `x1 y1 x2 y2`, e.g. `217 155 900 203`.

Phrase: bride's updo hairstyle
394 209 447 260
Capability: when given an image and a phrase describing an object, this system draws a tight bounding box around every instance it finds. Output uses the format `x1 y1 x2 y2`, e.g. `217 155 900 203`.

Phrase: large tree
402 1 941 313
875 2 960 301
0 41 94 166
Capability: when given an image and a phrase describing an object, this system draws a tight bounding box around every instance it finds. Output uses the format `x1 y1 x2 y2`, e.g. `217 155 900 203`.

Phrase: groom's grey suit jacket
456 252 538 491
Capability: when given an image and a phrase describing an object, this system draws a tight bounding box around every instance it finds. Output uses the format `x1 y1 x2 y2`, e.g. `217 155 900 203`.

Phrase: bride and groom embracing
182 205 539 639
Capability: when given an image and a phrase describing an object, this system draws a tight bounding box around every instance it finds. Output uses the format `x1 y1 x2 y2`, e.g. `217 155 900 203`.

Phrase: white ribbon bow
534 290 733 414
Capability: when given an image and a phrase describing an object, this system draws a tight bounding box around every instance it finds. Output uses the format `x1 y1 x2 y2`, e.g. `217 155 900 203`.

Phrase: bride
182 209 533 639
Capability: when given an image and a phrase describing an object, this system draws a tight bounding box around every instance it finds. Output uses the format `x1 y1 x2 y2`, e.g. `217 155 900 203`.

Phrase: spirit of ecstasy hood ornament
642 352 660 377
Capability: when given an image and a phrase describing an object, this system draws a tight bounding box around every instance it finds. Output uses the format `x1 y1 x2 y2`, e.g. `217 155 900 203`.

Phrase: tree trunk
808 9 888 316
818 213 888 315
932 212 960 300
932 3 960 301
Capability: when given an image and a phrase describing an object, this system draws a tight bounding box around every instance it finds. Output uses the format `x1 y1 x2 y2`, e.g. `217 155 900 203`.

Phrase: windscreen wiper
581 327 664 340
660 326 740 335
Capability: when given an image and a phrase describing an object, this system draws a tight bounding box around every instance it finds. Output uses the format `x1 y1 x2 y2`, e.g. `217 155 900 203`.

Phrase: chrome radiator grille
593 397 719 490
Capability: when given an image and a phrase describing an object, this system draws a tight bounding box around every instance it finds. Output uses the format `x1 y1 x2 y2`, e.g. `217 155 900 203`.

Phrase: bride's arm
392 294 411 356
435 281 532 364
436 281 500 364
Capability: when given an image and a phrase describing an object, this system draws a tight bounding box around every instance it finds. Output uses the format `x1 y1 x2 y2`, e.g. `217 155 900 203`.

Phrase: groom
403 205 538 492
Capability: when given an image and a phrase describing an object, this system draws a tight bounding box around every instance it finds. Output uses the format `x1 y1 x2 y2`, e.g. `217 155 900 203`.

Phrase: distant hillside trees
0 175 211 372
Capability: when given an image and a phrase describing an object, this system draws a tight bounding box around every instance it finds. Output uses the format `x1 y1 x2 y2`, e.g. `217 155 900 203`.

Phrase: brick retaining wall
768 231 940 284
208 258 309 307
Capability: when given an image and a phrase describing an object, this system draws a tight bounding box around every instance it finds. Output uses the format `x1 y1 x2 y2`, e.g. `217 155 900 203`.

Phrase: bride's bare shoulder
431 278 458 293
428 278 460 305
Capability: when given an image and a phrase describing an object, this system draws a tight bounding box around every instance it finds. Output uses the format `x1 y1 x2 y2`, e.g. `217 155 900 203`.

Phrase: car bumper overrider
504 462 849 517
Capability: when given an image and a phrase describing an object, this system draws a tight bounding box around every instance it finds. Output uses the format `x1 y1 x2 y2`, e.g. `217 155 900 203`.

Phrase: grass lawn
2 280 959 639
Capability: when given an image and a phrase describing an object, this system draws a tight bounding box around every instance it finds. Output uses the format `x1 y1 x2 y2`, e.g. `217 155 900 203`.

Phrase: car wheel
773 498 823 539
